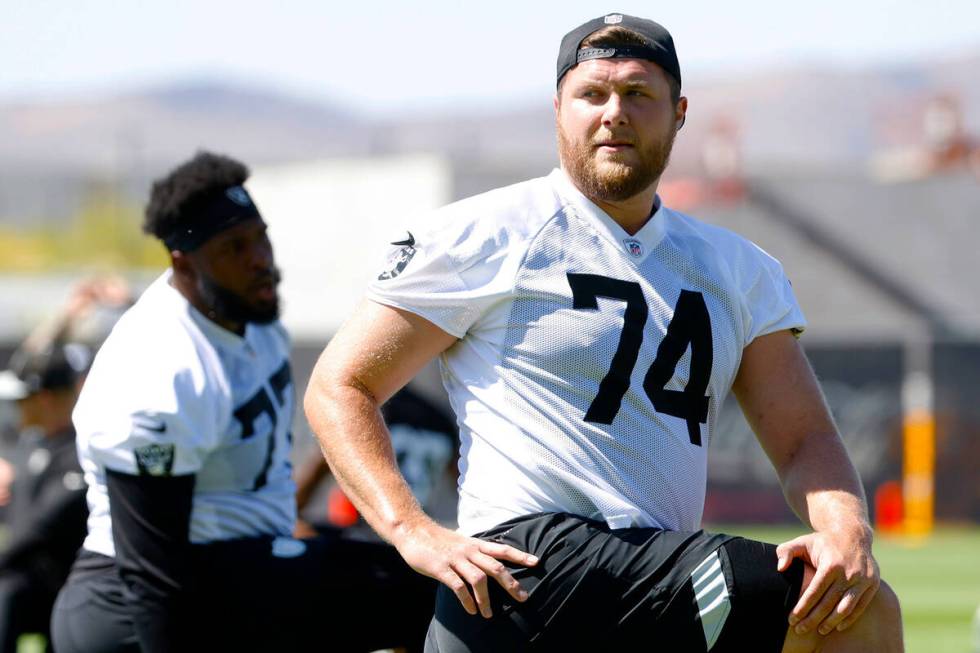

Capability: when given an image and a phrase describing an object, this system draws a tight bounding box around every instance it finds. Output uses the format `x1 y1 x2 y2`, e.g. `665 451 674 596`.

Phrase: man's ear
675 96 688 131
171 250 195 280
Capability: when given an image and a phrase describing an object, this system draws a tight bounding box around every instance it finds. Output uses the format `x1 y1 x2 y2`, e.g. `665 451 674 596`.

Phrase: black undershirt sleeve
105 468 196 653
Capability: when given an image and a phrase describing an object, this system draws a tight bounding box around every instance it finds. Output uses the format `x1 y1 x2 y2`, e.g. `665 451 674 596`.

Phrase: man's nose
248 241 273 270
601 93 628 126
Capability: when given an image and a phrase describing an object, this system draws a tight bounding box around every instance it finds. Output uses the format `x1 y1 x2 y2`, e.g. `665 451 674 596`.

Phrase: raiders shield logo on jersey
134 443 176 476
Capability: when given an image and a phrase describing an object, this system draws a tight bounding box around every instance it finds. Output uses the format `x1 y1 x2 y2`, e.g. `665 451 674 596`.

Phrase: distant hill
1 49 977 221
0 81 361 174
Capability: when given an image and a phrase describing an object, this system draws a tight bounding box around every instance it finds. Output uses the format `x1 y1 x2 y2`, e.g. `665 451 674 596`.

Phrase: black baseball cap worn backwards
556 12 681 89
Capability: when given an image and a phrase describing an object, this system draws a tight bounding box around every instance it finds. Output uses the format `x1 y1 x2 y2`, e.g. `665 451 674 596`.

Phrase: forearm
775 431 882 635
107 469 196 652
304 374 432 545
778 430 871 538
293 451 330 511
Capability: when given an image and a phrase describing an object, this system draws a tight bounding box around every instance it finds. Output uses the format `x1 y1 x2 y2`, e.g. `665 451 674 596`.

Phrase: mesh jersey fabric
74 270 297 556
367 169 805 534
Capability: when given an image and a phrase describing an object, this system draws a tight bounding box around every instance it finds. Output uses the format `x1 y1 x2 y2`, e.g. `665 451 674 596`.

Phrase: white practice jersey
368 169 805 535
75 270 297 557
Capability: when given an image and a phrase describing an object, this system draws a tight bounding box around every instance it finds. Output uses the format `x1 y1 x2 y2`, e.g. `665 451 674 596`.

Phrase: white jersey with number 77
74 270 297 557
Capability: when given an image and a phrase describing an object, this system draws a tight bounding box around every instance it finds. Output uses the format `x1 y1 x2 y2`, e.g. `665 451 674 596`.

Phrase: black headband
162 185 262 252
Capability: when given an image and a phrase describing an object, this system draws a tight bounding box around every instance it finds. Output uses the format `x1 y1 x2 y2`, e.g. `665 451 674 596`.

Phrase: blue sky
3 0 978 115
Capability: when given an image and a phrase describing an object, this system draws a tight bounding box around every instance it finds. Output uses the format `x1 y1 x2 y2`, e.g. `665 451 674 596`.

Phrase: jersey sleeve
73 326 226 478
366 206 522 338
736 242 807 343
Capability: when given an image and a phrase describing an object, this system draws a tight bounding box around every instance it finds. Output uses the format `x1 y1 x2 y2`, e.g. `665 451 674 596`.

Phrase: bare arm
303 300 536 617
22 275 133 353
291 451 331 538
293 450 331 512
733 330 879 636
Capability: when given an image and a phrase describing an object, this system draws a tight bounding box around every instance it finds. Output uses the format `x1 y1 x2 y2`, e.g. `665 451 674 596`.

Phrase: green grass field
714 525 980 653
12 525 980 652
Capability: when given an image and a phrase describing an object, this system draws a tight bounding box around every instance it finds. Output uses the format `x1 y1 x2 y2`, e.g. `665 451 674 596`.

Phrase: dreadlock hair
143 151 250 242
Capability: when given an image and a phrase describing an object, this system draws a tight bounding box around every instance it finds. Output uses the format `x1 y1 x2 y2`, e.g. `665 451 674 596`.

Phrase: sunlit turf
708 524 980 653
8 525 979 652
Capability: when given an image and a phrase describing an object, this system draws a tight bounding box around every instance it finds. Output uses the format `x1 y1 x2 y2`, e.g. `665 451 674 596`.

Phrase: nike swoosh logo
391 231 415 247
133 418 166 433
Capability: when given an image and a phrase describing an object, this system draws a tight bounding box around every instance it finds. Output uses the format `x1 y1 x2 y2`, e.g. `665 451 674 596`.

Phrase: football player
0 344 87 653
304 14 903 653
50 152 434 653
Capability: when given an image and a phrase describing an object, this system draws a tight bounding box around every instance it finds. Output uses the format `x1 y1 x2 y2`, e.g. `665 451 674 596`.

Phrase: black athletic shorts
425 513 804 653
52 528 436 653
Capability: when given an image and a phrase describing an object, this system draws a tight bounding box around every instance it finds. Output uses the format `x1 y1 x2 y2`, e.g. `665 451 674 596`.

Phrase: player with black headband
50 151 435 653
305 13 903 653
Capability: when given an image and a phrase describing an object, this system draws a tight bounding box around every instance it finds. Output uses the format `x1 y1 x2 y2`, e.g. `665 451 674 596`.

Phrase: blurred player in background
0 277 131 653
305 13 903 653
294 384 457 535
0 345 86 653
51 151 434 653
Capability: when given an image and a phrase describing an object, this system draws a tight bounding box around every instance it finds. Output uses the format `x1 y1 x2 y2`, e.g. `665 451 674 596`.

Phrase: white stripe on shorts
690 549 731 650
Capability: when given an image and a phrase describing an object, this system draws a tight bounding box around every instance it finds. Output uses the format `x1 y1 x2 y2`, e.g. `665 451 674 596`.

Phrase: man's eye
225 240 245 255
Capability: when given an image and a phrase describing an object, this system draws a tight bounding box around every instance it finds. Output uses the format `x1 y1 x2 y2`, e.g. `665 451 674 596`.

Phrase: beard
557 118 676 203
197 267 282 326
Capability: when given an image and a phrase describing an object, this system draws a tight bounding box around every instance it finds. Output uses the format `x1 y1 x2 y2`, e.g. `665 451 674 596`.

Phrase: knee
781 580 903 653
840 579 903 652
868 579 902 626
